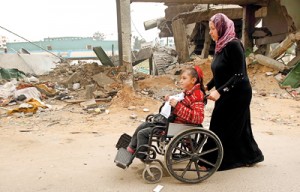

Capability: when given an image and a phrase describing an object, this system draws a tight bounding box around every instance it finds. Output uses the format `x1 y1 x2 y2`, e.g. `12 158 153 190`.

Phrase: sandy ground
0 92 300 192
0 61 299 192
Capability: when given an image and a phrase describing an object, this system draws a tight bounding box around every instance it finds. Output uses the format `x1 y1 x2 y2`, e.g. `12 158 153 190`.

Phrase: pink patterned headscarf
210 13 237 54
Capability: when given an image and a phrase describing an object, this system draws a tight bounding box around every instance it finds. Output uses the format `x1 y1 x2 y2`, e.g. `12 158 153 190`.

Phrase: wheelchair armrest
146 114 155 122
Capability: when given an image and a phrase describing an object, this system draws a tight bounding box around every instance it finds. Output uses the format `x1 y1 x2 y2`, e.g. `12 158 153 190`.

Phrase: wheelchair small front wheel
142 165 163 184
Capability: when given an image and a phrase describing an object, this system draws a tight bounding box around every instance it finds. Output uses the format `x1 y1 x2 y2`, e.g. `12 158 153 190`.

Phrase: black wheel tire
164 128 223 183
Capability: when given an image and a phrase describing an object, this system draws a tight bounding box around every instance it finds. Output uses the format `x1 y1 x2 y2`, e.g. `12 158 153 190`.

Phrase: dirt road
0 95 300 192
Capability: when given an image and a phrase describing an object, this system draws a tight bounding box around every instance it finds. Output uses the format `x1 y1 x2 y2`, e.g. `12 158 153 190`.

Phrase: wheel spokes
180 160 192 177
195 135 208 153
198 157 216 167
198 147 219 156
194 162 201 179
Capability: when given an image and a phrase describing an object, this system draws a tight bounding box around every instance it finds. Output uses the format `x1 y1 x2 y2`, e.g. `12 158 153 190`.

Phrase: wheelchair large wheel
164 128 223 183
142 165 163 184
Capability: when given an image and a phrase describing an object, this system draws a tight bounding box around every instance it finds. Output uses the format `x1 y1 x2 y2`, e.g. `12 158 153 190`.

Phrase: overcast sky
0 0 166 42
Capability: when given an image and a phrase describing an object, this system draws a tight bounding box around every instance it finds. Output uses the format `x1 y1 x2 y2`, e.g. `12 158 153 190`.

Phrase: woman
206 13 264 171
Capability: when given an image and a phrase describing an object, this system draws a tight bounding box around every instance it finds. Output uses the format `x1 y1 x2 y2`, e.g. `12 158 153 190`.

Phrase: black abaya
206 39 264 171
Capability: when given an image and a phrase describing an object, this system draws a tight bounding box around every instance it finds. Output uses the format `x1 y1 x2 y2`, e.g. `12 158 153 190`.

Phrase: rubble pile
1 54 299 119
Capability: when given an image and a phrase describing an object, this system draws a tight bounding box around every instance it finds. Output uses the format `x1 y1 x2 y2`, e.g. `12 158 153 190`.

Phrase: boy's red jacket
173 83 205 125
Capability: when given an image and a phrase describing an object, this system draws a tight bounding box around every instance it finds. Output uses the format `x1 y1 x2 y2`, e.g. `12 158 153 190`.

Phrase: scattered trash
143 108 150 112
7 98 48 115
153 185 164 192
73 83 81 90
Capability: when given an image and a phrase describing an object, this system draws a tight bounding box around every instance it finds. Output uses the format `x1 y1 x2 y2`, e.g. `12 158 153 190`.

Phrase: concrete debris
80 99 97 109
86 84 95 99
0 54 59 75
93 90 108 98
274 73 284 82
265 72 274 76
92 73 116 87
64 72 80 86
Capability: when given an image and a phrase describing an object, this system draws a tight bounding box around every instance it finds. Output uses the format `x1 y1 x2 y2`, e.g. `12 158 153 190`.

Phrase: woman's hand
169 98 178 107
207 90 220 101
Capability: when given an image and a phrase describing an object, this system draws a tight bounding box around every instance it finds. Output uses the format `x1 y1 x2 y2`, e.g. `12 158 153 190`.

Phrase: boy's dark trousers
128 122 155 159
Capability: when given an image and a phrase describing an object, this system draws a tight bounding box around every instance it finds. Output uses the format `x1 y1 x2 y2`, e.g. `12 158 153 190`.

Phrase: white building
0 36 8 52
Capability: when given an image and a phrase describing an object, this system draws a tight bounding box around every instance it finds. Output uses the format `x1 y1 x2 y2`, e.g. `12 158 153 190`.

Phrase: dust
110 85 157 108
136 75 177 90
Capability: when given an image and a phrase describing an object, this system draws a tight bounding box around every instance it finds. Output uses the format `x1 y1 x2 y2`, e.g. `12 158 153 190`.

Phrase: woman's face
209 21 219 42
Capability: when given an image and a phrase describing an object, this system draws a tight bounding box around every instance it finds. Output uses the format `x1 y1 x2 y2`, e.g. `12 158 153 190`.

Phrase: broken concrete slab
86 84 95 99
254 54 286 71
0 54 59 75
80 99 97 109
93 46 114 67
92 73 116 87
64 72 80 85
93 90 108 98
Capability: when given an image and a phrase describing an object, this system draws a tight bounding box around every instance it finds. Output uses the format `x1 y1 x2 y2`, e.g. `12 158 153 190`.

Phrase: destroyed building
127 0 300 88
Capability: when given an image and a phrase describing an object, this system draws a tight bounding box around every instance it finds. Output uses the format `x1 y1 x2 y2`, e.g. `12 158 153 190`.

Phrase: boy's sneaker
127 146 135 154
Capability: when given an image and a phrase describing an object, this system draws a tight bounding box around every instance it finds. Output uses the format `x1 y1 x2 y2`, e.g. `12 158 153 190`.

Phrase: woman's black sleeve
206 78 215 91
217 41 246 95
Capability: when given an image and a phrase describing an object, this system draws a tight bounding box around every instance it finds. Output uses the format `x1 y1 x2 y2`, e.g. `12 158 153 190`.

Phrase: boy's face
179 71 196 91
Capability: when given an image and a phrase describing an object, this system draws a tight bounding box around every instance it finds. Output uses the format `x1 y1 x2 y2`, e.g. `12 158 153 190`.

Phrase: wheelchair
114 114 223 184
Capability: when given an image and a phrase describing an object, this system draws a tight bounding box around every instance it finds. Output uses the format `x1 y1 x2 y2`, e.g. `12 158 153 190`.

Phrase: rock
25 112 34 117
259 92 267 97
87 108 95 114
17 94 27 101
141 91 149 95
105 109 110 114
130 114 137 119
99 107 106 112
128 106 136 110
265 72 273 76
94 108 101 114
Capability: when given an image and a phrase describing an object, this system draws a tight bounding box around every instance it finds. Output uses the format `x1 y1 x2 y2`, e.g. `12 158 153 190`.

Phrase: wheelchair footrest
114 148 133 169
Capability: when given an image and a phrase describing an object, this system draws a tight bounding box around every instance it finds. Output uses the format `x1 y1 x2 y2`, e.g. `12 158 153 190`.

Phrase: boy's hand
164 95 170 101
169 98 178 107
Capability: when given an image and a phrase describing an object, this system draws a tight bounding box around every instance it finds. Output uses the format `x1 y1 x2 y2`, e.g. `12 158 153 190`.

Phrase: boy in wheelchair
126 66 206 161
